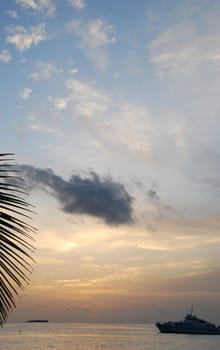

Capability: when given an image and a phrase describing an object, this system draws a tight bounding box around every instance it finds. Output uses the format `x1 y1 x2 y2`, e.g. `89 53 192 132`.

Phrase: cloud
31 61 62 80
149 16 220 77
133 181 173 232
53 78 109 114
20 165 134 226
54 97 68 110
66 18 115 69
16 0 56 16
6 23 47 51
67 0 85 10
6 10 19 18
27 112 64 137
64 78 109 116
19 87 32 99
69 68 78 75
52 78 187 164
0 50 12 63
201 177 220 189
100 103 154 154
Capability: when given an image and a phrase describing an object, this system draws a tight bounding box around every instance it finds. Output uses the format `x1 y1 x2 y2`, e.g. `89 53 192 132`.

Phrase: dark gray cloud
20 165 134 226
133 179 173 231
148 189 160 202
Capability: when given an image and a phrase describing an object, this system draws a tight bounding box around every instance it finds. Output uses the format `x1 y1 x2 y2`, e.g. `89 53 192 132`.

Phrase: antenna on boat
190 305 194 316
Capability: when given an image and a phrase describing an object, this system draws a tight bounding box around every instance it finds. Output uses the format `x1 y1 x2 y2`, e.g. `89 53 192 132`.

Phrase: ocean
1 323 220 350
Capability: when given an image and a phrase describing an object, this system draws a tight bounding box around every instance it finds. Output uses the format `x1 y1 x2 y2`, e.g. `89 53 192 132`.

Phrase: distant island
26 320 49 323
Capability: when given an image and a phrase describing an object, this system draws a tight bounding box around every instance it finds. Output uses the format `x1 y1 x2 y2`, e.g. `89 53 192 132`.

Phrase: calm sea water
1 323 220 350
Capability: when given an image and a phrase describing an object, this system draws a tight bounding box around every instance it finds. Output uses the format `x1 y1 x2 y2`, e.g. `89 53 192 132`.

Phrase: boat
156 308 220 335
26 319 49 323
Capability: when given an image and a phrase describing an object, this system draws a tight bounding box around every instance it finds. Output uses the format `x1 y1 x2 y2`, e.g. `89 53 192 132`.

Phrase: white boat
156 308 220 335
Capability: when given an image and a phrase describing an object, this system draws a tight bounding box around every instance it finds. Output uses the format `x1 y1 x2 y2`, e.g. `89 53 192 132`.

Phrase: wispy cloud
20 165 134 226
149 20 220 77
31 61 62 80
6 23 47 51
53 78 109 115
51 77 188 168
66 18 116 69
69 68 78 75
64 78 110 116
100 103 154 154
0 50 12 63
16 0 56 16
19 87 32 99
67 0 86 10
27 111 64 137
54 97 68 110
6 10 19 18
200 176 220 189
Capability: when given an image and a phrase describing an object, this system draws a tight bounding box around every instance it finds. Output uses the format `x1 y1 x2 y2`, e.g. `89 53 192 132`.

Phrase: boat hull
156 323 220 335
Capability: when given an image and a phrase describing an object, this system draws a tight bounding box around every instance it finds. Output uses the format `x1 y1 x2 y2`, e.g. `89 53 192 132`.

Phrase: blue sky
1 0 220 323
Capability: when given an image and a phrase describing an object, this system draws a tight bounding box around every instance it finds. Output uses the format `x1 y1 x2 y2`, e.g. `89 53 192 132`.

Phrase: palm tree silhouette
0 153 36 326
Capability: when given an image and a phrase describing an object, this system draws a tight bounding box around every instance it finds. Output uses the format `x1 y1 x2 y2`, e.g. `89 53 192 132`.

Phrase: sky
1 0 220 324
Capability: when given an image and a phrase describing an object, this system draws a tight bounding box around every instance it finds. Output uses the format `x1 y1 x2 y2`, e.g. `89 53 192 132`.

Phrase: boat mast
190 305 194 316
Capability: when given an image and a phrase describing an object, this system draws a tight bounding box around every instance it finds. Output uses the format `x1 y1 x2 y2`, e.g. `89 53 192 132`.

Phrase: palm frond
0 154 36 326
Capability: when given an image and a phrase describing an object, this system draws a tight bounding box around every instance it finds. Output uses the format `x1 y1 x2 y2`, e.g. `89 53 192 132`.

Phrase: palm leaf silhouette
0 153 36 326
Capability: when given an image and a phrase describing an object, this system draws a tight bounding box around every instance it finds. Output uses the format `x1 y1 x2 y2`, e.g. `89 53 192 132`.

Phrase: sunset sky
1 0 220 324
